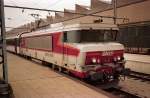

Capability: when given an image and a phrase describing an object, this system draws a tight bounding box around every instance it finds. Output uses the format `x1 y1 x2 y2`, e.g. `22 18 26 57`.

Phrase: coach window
26 35 52 50
7 39 15 45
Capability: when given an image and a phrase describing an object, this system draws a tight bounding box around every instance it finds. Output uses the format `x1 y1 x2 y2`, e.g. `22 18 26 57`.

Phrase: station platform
5 53 115 98
124 53 150 74
125 53 150 63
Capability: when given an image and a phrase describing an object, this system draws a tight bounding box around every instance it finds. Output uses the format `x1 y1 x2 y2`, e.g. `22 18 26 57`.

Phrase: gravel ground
119 77 150 98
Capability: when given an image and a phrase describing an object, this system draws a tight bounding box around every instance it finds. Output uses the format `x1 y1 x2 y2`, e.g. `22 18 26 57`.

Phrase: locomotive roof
7 23 119 38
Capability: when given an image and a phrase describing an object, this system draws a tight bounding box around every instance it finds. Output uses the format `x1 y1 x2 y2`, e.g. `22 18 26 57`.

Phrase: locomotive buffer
0 0 12 98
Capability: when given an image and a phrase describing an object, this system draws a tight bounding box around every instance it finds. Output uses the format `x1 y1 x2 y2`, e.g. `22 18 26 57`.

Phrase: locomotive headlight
117 56 121 61
92 58 96 63
114 57 120 61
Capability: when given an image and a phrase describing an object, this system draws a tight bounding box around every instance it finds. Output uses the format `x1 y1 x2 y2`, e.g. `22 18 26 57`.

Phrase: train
6 23 128 82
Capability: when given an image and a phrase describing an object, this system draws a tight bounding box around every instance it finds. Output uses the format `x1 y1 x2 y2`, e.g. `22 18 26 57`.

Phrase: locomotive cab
62 23 126 81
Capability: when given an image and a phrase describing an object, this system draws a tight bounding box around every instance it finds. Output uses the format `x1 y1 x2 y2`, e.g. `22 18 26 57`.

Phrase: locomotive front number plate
102 51 113 56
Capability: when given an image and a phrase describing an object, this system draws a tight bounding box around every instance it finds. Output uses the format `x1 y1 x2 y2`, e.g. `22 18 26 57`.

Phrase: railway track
125 59 150 82
105 87 141 98
128 71 150 82
59 70 142 98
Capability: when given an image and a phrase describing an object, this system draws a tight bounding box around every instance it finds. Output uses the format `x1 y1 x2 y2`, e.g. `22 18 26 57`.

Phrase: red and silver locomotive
7 23 126 82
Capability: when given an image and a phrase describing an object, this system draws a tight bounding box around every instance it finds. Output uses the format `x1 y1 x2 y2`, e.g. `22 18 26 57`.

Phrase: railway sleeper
128 71 150 81
105 87 141 98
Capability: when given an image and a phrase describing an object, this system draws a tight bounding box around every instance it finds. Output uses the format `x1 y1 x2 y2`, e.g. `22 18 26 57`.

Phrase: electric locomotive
7 23 126 82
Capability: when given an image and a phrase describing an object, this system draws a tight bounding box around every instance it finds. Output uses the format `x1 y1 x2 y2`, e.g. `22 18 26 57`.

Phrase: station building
62 0 150 54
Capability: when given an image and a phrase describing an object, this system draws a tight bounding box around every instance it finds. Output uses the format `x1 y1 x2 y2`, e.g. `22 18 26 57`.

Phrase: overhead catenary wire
6 26 29 29
4 5 129 20
5 4 129 33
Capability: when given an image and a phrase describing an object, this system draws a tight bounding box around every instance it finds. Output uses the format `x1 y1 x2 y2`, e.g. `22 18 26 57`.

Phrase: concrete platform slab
5 53 115 98
124 53 150 74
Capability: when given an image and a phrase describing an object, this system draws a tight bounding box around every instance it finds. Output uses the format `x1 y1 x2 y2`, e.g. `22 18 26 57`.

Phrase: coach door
63 32 68 66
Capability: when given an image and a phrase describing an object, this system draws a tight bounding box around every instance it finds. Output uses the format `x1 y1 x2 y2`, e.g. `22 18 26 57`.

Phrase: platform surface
124 53 150 74
5 53 114 98
125 53 150 63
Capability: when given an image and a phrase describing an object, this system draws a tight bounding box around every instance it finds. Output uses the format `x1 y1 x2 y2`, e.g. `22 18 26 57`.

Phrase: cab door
63 32 68 67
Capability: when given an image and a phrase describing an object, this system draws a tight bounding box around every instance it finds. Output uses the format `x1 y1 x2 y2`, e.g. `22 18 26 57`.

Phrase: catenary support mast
113 0 117 24
0 0 8 83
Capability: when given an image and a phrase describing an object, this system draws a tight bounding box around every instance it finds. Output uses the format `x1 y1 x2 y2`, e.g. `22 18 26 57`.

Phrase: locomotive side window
6 39 16 46
63 30 118 43
63 32 68 42
25 35 52 51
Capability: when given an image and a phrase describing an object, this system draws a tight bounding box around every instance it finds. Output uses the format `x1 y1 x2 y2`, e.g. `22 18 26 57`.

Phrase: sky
4 0 111 31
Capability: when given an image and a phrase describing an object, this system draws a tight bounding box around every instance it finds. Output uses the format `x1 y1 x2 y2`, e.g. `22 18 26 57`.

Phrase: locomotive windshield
63 30 118 43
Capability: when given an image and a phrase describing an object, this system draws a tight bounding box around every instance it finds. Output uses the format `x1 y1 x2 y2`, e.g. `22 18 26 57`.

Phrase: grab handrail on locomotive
6 23 129 82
